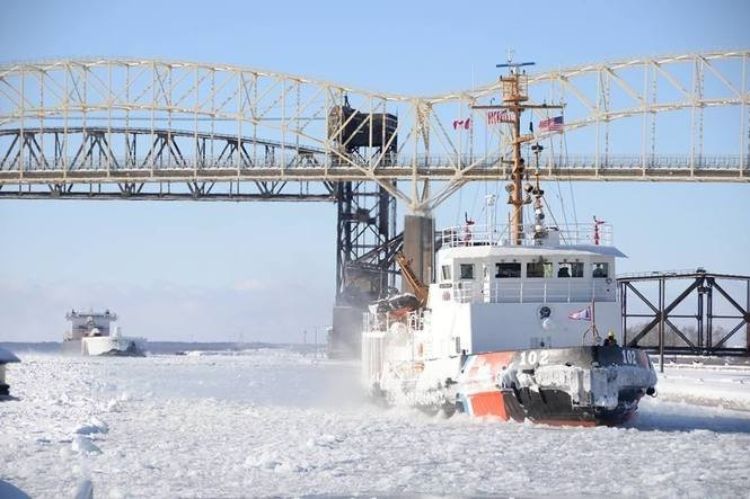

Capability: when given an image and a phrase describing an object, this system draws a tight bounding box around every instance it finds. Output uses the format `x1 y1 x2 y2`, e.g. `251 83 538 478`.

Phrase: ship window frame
526 258 553 278
558 261 584 278
459 263 475 280
495 262 522 279
441 264 452 281
592 262 610 278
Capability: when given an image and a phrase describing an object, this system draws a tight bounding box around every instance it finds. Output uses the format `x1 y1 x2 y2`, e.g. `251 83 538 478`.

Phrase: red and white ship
360 60 656 426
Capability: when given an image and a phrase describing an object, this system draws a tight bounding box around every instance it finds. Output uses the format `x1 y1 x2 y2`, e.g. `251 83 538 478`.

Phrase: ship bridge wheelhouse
419 224 625 353
434 247 618 306
431 224 623 307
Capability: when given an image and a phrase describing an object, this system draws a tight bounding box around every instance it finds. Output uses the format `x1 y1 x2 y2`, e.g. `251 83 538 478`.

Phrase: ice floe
0 350 748 498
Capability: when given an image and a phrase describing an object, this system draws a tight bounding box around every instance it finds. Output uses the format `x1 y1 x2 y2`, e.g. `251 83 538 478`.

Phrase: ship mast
473 55 562 245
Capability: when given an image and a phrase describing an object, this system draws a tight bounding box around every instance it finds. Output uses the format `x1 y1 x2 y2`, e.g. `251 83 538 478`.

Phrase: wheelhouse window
495 262 521 278
527 259 553 278
459 263 475 280
441 265 452 281
592 262 610 278
558 262 584 278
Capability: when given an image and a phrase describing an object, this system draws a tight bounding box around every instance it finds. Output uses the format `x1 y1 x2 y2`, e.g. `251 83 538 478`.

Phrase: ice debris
74 417 109 436
71 435 101 455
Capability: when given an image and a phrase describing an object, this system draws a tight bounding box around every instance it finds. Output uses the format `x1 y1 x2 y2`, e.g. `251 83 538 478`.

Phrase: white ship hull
62 336 146 356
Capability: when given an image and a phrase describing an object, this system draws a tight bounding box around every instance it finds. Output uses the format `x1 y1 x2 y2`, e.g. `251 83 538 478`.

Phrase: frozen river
1 349 749 498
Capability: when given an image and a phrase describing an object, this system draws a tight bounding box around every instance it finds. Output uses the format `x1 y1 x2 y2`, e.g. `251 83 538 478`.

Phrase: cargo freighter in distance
62 309 146 356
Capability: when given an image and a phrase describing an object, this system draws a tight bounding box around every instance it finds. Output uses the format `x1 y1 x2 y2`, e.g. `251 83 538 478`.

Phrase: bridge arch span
1 51 748 209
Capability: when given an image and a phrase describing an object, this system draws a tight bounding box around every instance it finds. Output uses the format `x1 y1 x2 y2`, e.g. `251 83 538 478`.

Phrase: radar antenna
473 55 563 245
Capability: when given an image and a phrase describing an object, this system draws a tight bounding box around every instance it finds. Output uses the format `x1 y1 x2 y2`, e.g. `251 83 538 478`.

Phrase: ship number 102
518 350 549 366
621 350 638 365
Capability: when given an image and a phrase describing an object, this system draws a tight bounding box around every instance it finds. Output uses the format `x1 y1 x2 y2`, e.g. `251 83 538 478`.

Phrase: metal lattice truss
0 51 748 211
618 271 749 356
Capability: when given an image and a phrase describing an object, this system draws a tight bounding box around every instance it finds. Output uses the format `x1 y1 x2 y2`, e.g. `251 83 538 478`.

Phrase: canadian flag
452 118 471 130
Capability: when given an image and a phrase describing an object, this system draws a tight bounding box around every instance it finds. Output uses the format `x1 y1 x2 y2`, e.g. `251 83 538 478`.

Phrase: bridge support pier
328 181 397 358
402 214 435 291
328 206 435 358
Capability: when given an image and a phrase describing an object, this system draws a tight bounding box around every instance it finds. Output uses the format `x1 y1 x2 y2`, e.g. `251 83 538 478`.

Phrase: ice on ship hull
367 341 656 426
454 346 656 426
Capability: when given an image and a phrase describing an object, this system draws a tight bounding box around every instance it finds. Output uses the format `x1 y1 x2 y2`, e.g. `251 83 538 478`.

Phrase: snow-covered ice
1 349 749 498
652 362 750 412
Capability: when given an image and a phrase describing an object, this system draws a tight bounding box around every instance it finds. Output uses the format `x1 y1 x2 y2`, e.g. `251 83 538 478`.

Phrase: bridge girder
0 51 749 210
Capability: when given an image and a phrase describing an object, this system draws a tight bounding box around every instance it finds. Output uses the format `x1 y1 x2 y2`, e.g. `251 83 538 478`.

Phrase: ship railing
362 310 401 333
363 309 426 334
440 223 613 248
451 279 616 304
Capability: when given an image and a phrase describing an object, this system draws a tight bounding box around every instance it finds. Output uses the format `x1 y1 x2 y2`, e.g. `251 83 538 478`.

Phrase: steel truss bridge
1 51 749 208
2 52 749 355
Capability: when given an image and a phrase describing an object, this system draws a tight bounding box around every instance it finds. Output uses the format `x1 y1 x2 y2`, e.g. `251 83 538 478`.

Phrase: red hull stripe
469 392 510 420
463 351 513 381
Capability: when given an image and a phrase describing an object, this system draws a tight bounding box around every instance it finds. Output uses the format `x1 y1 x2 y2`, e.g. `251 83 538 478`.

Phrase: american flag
486 110 514 125
539 115 564 132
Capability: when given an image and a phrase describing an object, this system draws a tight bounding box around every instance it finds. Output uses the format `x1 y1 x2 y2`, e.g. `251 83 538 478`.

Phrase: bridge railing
381 154 750 171
2 153 749 173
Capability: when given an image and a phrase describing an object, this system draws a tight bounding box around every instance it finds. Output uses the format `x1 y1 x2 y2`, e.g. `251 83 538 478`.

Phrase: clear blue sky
0 0 748 342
